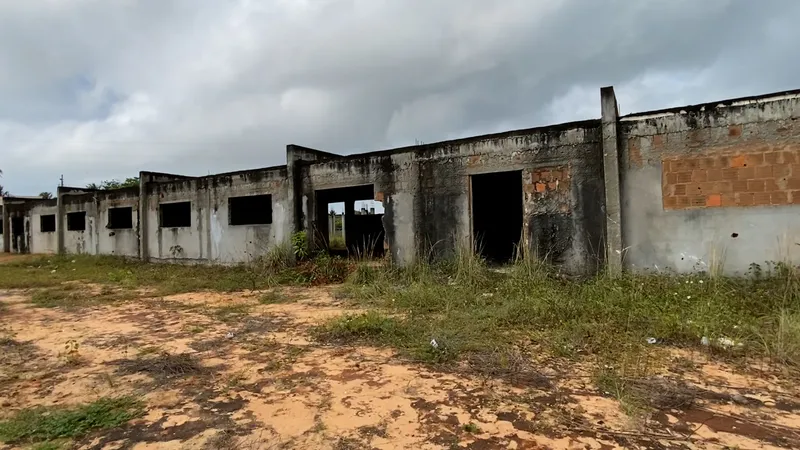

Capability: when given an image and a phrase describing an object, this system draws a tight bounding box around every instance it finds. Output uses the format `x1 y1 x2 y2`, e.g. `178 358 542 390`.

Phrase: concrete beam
601 86 623 273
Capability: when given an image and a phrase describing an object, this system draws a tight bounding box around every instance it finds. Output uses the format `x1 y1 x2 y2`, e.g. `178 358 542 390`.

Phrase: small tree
86 177 140 190
39 192 53 199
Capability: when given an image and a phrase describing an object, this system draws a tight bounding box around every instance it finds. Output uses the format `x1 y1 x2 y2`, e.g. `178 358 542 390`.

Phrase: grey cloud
1 0 798 195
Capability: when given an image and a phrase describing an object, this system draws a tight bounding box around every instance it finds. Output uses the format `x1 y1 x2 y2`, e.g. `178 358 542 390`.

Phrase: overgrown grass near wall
3 249 798 373
322 252 800 372
0 250 353 295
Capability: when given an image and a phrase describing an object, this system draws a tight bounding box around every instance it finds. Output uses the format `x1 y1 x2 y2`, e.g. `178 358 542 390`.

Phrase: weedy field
0 252 799 450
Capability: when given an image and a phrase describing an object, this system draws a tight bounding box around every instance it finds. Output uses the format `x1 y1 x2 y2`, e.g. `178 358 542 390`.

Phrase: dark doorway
314 185 385 258
471 171 523 263
11 216 24 253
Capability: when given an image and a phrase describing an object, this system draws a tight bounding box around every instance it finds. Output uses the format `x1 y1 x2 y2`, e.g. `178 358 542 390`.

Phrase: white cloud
1 0 798 195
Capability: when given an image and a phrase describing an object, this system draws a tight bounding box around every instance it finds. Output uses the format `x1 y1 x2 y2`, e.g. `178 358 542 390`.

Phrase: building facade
3 86 799 275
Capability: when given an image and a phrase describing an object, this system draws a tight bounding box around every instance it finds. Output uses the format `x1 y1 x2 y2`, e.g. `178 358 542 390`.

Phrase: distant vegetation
86 177 140 190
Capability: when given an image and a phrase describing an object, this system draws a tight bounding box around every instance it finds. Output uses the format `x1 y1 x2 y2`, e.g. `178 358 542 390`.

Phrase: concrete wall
29 201 58 254
299 121 606 274
143 166 290 264
96 188 139 257
0 205 5 253
61 191 98 255
619 91 800 274
7 85 800 277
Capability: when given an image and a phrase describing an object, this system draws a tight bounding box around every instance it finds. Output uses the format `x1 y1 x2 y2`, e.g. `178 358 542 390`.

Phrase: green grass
0 396 144 445
28 284 131 309
463 422 481 434
0 252 355 297
325 253 800 372
259 290 291 304
211 303 253 322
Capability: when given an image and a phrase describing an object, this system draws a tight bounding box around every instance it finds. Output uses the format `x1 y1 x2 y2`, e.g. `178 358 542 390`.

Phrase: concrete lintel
601 86 623 273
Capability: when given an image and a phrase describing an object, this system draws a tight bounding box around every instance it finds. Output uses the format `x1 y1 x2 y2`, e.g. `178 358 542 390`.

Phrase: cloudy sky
1 0 798 195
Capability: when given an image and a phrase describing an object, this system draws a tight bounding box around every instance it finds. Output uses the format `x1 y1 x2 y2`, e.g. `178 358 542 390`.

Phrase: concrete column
286 146 303 238
1 203 9 253
601 86 623 273
138 172 149 261
56 189 65 254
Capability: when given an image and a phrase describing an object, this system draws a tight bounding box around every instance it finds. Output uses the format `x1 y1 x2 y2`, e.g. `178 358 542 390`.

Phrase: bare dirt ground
2 282 800 448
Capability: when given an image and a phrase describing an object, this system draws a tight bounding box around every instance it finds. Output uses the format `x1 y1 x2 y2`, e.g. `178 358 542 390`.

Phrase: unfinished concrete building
3 86 800 275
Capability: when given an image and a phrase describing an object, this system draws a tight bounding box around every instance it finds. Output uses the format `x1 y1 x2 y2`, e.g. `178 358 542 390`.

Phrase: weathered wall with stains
300 120 606 274
143 166 290 264
1 199 56 254
29 201 58 254
0 206 4 253
95 188 140 257
619 91 800 274
61 192 98 255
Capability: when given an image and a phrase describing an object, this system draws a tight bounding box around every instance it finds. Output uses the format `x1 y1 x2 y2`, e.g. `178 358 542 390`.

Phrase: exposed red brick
722 168 738 180
732 180 749 192
699 157 716 169
775 165 791 178
792 190 800 205
374 191 384 202
747 180 765 192
535 182 546 193
653 134 665 148
547 181 558 191
666 172 678 184
468 155 481 166
692 169 707 182
737 193 755 206
738 167 756 180
670 160 688 172
717 181 733 193
706 169 723 182
663 147 798 210
721 194 737 207
524 184 535 194
728 125 742 137
765 179 780 192
754 192 771 206
730 155 747 168
690 197 706 207
745 154 764 166
755 166 773 179
764 152 780 164
771 191 789 205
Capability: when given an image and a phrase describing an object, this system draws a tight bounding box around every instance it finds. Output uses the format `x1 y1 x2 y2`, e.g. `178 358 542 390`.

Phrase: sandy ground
2 282 800 449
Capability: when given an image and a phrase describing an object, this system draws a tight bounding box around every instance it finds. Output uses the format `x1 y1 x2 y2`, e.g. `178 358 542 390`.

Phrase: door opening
315 185 385 258
471 171 523 263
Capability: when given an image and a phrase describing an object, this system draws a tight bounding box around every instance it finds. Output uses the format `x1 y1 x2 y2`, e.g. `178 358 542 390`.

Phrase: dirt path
1 286 799 449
